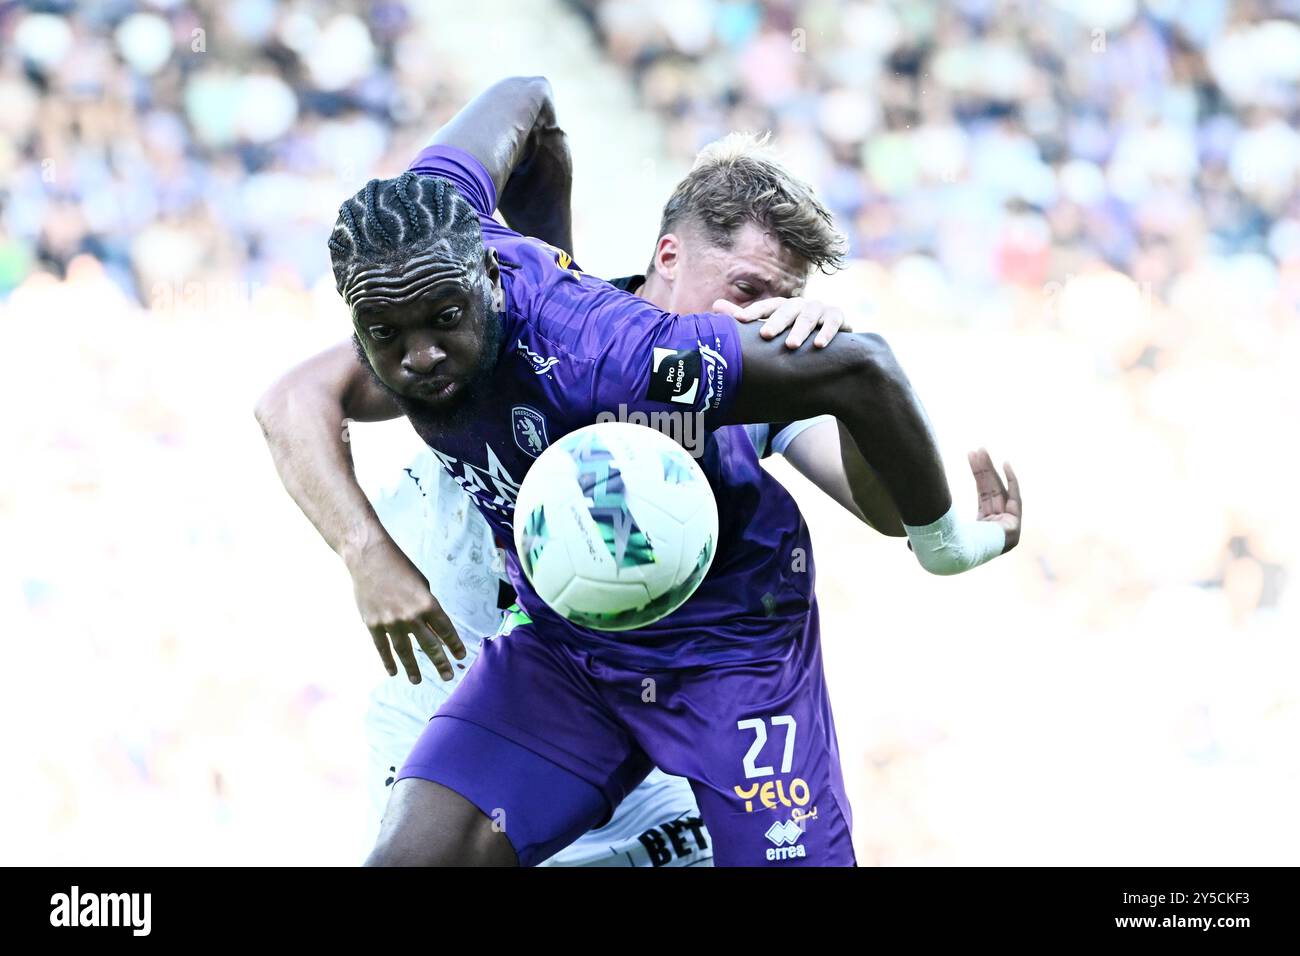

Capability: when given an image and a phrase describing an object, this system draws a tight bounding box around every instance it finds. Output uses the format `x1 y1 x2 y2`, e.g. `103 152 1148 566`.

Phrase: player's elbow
838 331 900 380
502 74 552 91
825 333 907 419
498 75 554 110
253 364 318 438
253 376 291 439
855 332 902 378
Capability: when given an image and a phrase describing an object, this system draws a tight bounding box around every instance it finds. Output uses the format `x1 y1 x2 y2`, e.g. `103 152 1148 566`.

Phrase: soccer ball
512 421 719 630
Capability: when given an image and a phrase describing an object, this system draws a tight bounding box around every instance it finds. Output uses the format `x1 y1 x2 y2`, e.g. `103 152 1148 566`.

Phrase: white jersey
365 418 829 866
742 416 832 460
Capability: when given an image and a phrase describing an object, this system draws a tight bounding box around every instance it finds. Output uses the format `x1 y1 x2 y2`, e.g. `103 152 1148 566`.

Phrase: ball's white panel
557 575 651 615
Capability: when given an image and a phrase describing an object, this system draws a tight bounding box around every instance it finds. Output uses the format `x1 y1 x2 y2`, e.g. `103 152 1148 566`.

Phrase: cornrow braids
328 174 485 301
364 178 391 243
394 171 424 241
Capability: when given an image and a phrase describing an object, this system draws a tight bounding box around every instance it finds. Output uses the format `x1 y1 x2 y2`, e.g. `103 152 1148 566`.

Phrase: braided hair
328 172 484 302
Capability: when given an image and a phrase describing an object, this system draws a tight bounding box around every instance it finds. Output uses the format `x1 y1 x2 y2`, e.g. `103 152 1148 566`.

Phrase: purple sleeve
406 145 498 217
590 307 744 427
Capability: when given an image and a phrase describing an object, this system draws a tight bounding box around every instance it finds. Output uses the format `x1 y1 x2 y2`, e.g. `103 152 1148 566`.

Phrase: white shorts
365 450 712 867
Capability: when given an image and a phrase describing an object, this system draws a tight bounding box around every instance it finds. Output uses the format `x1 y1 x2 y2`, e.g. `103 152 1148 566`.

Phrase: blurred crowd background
2 0 1297 865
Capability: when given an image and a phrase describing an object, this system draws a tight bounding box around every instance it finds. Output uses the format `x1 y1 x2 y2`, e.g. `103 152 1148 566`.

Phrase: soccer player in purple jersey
261 80 932 867
266 78 1023 866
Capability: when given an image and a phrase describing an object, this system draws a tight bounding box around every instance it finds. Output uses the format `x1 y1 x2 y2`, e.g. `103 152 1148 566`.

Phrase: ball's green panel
571 429 656 569
593 505 656 569
520 504 549 579
563 535 714 631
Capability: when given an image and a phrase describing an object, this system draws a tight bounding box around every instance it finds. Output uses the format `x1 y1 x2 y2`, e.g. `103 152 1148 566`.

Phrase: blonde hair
656 131 847 275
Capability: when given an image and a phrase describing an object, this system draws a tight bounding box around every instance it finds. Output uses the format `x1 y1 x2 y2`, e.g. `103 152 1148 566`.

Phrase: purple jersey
405 146 815 668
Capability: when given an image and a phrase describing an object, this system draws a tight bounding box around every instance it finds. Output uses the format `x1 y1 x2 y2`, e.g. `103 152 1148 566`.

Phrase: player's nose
402 341 446 376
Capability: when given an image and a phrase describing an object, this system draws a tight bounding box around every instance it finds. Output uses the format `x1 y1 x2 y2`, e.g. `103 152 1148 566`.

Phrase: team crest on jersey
515 338 560 375
512 405 550 457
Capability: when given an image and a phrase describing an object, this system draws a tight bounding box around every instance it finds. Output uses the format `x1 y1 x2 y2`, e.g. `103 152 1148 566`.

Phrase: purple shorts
399 600 855 867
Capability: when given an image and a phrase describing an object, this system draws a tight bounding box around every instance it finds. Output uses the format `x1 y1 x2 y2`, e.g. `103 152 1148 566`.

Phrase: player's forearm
780 420 900 534
835 421 906 536
828 342 1008 573
729 329 953 526
828 340 951 526
431 76 574 253
254 366 398 570
497 100 574 255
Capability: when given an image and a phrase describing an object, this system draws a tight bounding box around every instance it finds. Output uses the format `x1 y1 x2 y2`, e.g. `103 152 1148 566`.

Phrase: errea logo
764 819 808 862
765 819 803 847
50 886 151 936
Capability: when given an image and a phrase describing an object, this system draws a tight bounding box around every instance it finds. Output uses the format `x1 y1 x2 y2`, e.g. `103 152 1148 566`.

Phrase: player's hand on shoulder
968 448 1021 554
712 297 848 350
347 539 466 682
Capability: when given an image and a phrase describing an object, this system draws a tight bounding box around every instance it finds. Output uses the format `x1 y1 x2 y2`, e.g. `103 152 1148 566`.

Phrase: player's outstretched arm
711 296 904 533
429 75 574 255
711 298 1014 542
721 324 1020 572
254 341 466 681
722 327 950 524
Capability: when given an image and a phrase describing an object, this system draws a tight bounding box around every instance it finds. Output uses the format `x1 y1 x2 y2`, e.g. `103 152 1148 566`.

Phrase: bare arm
723 327 952 526
254 341 399 564
778 420 906 536
715 297 904 532
430 75 574 255
722 325 1020 568
254 342 465 682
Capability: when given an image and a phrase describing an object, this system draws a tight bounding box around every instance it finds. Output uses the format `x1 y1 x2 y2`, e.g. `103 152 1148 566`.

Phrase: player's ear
483 246 501 283
651 233 681 283
483 247 504 310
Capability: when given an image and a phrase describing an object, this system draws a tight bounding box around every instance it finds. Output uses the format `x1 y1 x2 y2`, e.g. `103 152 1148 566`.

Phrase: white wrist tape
903 504 1005 576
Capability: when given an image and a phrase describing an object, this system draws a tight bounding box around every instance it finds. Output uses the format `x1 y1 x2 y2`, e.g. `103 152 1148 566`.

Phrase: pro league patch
647 346 702 405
